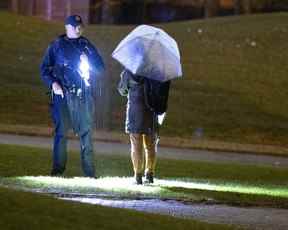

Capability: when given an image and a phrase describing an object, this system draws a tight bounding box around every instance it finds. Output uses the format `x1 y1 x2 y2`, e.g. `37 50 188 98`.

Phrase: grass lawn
1 186 228 230
0 144 247 230
1 144 288 209
0 11 288 146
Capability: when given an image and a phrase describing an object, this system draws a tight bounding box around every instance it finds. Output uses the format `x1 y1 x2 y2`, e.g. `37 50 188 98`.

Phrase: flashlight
79 53 90 87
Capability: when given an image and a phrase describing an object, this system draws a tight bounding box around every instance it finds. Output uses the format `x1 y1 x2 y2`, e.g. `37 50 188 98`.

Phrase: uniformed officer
40 15 105 177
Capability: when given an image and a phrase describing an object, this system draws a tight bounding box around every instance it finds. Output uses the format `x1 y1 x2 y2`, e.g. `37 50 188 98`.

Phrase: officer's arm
88 43 105 78
40 42 57 89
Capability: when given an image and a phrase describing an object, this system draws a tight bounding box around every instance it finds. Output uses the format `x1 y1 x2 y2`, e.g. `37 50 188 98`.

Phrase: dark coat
118 70 157 134
40 34 104 135
40 34 104 91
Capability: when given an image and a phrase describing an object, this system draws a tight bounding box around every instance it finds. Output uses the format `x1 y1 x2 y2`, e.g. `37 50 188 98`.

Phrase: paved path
1 133 288 229
62 196 288 230
1 133 288 168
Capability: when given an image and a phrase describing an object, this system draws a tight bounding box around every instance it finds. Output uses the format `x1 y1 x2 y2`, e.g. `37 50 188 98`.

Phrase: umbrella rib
114 32 160 53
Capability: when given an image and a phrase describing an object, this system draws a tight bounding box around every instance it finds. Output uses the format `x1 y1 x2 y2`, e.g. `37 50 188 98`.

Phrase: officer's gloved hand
52 82 64 98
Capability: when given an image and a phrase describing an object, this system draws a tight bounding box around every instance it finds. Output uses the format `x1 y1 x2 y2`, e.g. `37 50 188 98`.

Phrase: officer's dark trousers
51 91 95 177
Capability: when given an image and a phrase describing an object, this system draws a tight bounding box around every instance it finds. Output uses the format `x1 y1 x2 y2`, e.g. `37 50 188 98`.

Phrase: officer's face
65 24 83 39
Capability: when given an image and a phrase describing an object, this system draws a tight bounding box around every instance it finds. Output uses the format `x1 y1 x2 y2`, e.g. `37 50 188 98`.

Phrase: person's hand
52 82 64 98
157 112 166 125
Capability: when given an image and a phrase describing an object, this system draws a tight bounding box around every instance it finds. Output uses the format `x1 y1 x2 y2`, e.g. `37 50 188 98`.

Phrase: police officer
40 15 105 177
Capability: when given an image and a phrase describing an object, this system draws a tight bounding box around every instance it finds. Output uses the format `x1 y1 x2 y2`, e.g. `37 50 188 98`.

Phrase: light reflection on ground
1 176 288 229
12 176 288 198
18 176 162 194
61 196 288 230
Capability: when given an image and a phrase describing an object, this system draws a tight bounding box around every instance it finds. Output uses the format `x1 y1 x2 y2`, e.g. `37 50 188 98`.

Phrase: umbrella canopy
112 25 182 82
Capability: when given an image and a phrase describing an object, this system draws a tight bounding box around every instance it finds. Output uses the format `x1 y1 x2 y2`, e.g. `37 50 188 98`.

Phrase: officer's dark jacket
40 34 104 90
118 70 157 134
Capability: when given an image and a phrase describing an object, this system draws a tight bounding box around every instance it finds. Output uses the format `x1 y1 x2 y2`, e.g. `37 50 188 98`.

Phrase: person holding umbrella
40 15 105 178
114 25 182 184
118 69 159 184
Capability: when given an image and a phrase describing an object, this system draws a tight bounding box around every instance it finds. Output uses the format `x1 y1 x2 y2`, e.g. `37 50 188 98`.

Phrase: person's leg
79 129 95 177
50 95 71 176
143 133 157 183
77 92 95 177
130 133 144 184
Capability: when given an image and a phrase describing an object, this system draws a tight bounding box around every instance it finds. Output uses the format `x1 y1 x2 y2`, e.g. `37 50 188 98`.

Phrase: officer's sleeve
40 42 56 89
88 43 105 78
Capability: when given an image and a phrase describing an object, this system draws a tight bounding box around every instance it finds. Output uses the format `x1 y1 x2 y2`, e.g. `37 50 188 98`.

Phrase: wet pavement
60 196 288 230
1 133 288 229
1 133 288 168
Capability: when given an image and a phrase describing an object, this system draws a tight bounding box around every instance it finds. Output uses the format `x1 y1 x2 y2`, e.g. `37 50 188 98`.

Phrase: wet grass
0 144 288 209
1 11 288 146
3 176 288 209
0 144 243 230
1 186 233 230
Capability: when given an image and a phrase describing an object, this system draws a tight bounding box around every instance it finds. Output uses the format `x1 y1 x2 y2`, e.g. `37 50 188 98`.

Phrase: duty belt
66 85 83 98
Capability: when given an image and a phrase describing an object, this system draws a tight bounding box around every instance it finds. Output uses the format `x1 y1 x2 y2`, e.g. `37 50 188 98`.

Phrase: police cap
65 15 83 27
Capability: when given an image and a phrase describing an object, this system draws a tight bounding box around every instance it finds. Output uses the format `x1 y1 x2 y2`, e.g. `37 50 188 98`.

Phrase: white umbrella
112 25 182 82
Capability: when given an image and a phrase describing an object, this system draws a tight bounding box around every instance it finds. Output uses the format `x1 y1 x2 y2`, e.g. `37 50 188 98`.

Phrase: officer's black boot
50 168 64 177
